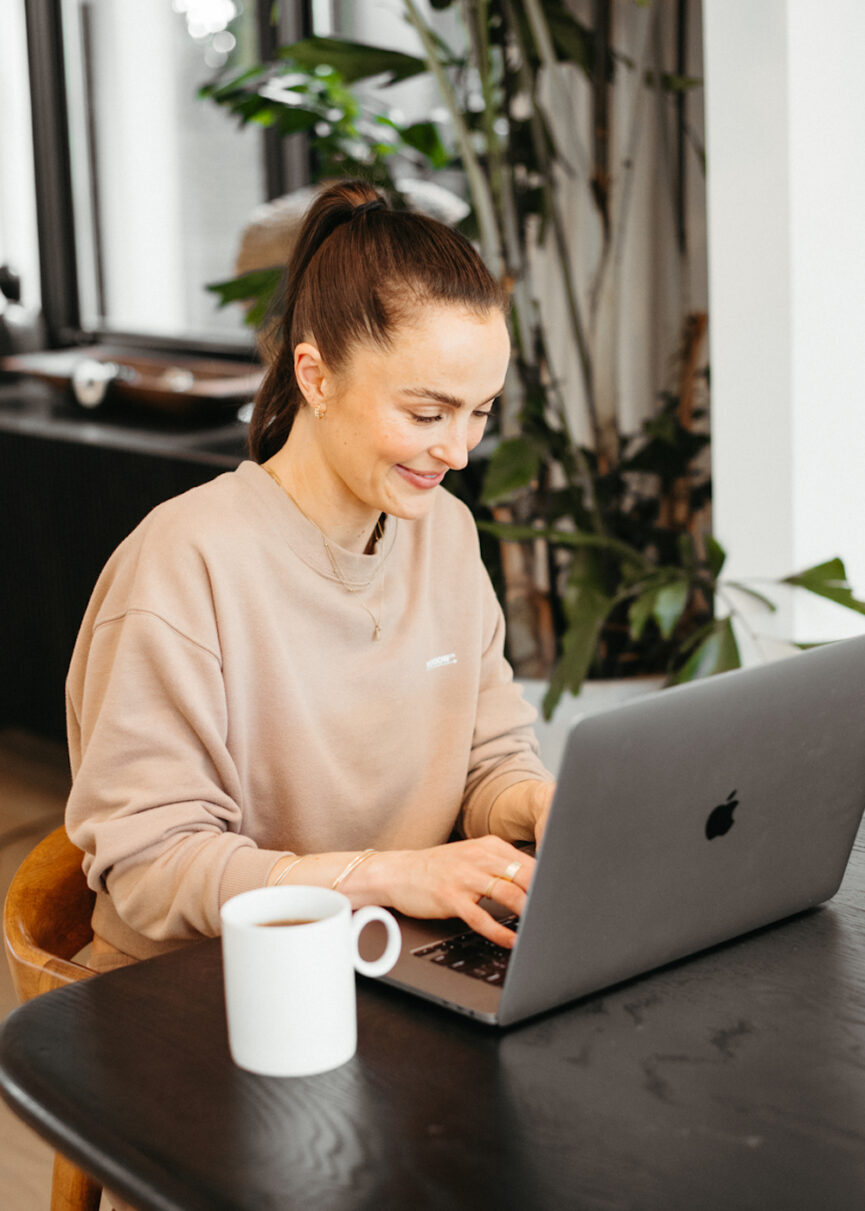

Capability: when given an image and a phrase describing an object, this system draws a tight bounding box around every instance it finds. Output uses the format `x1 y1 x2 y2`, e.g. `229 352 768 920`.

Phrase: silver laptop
375 635 865 1026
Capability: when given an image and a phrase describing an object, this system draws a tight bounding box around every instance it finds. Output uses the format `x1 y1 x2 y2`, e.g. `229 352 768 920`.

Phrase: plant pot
519 675 666 776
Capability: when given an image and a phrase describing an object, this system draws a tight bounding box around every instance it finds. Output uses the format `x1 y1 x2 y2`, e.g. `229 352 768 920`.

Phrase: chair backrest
3 826 96 1003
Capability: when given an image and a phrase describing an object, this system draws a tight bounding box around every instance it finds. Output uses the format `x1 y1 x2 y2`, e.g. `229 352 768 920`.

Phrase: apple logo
705 790 739 840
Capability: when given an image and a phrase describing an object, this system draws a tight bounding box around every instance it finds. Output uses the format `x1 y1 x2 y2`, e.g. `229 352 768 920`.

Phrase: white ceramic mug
220 885 401 1077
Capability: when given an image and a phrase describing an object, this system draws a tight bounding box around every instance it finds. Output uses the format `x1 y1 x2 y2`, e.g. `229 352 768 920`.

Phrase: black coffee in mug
259 918 317 927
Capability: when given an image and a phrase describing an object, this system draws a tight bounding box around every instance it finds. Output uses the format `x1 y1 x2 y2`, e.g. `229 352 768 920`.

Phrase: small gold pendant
373 623 382 640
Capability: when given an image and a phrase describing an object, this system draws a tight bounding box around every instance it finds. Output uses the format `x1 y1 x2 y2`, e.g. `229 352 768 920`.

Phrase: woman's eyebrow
400 385 505 408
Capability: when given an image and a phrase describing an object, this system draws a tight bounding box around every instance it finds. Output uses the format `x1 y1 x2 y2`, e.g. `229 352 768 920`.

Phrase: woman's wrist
266 853 307 886
265 848 406 909
335 849 408 908
331 848 378 890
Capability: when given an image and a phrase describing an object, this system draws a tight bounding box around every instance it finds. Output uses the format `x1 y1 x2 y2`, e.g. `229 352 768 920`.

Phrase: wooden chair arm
3 826 97 1003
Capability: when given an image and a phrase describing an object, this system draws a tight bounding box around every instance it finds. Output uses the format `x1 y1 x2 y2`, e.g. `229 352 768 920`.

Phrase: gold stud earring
313 404 326 420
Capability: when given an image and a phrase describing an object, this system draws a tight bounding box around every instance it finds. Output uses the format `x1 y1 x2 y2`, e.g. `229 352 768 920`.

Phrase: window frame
24 0 312 356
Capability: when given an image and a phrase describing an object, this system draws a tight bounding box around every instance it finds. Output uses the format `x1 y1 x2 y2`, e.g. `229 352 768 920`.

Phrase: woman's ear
294 342 328 409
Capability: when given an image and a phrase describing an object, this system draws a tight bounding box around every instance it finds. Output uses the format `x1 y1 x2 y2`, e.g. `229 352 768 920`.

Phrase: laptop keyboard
412 916 519 985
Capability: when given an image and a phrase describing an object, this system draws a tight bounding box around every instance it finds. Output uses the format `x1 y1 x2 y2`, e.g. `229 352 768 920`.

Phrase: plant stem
588 2 654 323
675 0 688 257
402 0 502 277
504 0 602 457
591 0 612 238
532 319 606 537
459 0 532 434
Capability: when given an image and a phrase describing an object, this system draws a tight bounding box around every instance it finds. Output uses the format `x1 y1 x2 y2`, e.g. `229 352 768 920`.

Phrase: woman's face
304 304 511 526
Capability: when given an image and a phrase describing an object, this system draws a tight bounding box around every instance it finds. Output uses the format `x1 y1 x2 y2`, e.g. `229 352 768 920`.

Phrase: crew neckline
240 460 397 587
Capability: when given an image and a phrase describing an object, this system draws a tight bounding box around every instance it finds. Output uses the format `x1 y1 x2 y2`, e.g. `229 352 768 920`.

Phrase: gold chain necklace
262 463 393 640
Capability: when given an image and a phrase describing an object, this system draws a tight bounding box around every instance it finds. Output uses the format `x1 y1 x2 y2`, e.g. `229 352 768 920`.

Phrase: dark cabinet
0 382 246 740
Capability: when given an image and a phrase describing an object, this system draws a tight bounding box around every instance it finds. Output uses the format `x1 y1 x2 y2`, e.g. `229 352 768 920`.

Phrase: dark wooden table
2 831 865 1211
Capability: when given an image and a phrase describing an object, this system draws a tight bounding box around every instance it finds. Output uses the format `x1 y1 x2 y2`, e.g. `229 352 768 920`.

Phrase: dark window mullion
256 3 285 201
25 0 81 347
260 0 313 199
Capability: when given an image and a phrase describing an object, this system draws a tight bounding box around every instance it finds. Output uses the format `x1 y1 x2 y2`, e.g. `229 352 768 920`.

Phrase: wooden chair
3 825 102 1211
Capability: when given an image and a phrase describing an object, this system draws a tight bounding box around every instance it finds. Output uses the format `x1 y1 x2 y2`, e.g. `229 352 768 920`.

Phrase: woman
65 179 555 972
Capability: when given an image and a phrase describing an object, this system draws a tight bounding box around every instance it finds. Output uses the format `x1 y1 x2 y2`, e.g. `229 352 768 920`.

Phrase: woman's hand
364 837 536 949
267 835 539 948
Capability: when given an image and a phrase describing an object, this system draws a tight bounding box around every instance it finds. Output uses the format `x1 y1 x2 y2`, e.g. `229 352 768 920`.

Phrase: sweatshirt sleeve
66 608 280 942
458 570 554 839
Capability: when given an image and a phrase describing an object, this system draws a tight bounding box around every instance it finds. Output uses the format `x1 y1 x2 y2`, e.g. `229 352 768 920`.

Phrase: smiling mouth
396 465 446 489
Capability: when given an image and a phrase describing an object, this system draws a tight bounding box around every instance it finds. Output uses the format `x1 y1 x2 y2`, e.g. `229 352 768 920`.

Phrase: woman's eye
410 408 492 424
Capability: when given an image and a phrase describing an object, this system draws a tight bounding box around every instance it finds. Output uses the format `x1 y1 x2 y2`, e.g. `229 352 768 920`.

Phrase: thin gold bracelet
331 848 377 891
271 855 307 887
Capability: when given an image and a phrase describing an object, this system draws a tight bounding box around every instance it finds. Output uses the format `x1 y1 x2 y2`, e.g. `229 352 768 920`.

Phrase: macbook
376 635 865 1025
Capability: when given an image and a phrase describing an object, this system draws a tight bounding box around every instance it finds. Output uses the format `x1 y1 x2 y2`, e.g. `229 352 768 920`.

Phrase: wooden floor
0 729 71 1209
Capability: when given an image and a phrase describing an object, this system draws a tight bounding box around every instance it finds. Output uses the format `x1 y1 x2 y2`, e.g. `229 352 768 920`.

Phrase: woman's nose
430 423 470 470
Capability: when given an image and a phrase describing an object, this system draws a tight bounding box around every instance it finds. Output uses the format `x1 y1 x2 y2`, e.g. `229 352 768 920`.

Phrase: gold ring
481 876 499 899
501 860 522 883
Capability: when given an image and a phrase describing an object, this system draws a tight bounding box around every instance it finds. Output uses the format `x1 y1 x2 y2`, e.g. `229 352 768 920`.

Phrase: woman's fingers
460 839 533 947
458 898 520 949
478 872 527 913
477 836 536 886
377 836 537 947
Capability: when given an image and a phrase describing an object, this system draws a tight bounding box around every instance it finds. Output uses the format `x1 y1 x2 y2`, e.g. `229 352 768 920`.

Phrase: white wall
69 0 186 332
0 0 41 310
704 0 865 650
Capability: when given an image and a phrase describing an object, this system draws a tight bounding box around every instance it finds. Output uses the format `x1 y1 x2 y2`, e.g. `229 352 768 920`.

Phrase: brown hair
249 178 508 463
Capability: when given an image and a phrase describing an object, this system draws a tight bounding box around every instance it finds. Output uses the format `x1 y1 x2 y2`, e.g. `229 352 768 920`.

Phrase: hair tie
353 198 385 217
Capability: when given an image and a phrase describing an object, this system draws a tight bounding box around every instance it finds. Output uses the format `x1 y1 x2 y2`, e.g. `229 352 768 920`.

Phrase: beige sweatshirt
65 461 551 960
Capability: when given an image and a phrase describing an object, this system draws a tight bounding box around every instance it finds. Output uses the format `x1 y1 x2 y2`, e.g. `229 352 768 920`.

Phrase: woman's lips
396 465 446 490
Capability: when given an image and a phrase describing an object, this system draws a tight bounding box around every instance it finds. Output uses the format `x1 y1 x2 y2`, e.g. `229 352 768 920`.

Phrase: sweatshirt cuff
460 765 554 839
218 844 290 909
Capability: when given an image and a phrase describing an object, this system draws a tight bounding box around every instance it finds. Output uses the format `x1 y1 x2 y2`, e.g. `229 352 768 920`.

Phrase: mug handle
351 906 402 978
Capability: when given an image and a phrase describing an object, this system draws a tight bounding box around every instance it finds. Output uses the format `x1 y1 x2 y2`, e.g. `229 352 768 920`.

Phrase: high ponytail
248 179 507 463
249 180 381 462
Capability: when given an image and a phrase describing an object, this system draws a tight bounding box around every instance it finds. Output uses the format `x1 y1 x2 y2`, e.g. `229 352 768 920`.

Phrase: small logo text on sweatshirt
426 652 458 671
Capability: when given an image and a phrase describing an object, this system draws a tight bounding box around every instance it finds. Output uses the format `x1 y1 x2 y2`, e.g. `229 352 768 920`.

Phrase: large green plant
202 1 865 717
